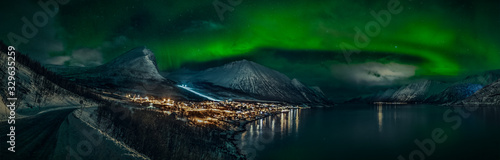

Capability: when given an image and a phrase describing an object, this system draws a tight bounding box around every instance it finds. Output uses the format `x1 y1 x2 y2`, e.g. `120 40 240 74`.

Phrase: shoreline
226 109 300 159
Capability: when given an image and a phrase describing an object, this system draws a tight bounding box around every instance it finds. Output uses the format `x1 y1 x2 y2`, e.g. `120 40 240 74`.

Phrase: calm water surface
236 105 500 160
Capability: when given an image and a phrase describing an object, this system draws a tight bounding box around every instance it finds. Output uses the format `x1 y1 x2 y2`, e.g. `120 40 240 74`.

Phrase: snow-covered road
177 85 220 101
0 108 77 159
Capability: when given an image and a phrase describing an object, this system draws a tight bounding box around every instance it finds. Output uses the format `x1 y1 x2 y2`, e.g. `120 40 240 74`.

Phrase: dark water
236 105 500 160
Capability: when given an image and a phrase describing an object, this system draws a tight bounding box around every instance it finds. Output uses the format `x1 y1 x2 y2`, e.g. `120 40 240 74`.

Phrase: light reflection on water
237 105 500 160
237 109 301 159
377 106 383 133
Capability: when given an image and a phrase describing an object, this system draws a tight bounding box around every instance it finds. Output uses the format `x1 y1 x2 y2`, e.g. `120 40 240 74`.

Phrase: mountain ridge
347 70 500 104
192 59 329 104
93 46 164 80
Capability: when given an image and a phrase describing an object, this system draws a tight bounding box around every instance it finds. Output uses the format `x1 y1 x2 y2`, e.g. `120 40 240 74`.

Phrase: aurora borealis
1 0 500 101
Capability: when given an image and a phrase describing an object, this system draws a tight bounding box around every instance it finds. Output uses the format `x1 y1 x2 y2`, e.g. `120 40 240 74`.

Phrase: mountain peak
97 46 163 80
118 46 155 62
227 59 257 67
237 59 250 63
196 60 328 104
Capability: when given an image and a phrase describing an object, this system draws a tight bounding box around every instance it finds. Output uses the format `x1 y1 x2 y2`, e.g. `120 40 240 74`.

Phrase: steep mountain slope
0 47 84 118
355 80 448 103
458 69 500 85
426 83 483 103
46 47 201 101
372 88 397 102
389 80 445 102
92 47 164 80
193 60 328 104
354 80 484 104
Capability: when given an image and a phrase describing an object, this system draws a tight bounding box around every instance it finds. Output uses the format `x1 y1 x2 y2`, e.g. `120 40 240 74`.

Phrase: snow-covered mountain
47 47 205 100
181 60 328 104
350 70 500 104
0 47 85 118
456 79 500 105
48 46 165 81
358 81 485 104
458 69 500 86
352 80 448 103
426 83 483 103
372 88 397 102
92 47 164 80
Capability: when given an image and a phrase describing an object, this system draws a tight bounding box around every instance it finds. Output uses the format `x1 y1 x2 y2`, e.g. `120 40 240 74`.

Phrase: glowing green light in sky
20 0 500 76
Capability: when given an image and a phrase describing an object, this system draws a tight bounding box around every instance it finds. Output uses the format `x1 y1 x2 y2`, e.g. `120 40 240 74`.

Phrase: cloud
44 56 71 65
45 48 103 67
0 1 68 62
69 48 103 67
330 62 417 86
44 35 130 67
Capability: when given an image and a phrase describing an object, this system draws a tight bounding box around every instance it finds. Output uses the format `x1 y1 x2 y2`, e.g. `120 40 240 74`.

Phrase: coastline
227 109 303 159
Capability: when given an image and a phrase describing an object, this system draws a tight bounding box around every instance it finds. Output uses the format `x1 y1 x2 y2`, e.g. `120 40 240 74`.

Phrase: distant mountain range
456 78 500 105
348 70 500 104
46 47 194 100
0 45 86 117
7 42 500 106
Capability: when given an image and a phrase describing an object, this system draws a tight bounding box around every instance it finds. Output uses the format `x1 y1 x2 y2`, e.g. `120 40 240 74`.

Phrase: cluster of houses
125 94 305 126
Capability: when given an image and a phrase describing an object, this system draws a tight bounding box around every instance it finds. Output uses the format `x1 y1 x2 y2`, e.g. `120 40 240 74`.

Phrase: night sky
1 0 500 101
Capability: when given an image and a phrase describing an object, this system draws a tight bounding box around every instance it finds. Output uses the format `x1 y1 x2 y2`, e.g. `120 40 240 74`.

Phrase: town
124 94 308 127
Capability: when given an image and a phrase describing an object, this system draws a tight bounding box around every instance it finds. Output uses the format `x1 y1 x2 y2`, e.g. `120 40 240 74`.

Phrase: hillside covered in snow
48 46 165 81
46 47 203 101
0 45 89 118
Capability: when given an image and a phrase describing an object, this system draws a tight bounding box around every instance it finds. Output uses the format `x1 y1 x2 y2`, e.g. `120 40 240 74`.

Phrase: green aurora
50 0 500 75
1 0 499 100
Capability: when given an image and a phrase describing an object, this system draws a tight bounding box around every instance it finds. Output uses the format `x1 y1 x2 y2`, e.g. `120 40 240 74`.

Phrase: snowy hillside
0 49 85 118
390 80 448 102
372 88 397 102
356 78 486 104
52 108 150 160
46 47 201 101
426 83 483 103
49 46 165 81
193 60 328 104
93 47 164 80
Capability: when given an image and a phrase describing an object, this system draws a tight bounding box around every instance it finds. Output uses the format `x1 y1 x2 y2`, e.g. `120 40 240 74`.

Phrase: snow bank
52 108 149 160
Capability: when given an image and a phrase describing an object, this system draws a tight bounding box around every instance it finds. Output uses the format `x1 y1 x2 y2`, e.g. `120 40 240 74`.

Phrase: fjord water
236 105 500 160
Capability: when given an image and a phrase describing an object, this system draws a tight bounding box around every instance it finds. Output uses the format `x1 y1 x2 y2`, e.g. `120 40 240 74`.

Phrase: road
177 84 221 101
0 108 76 159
